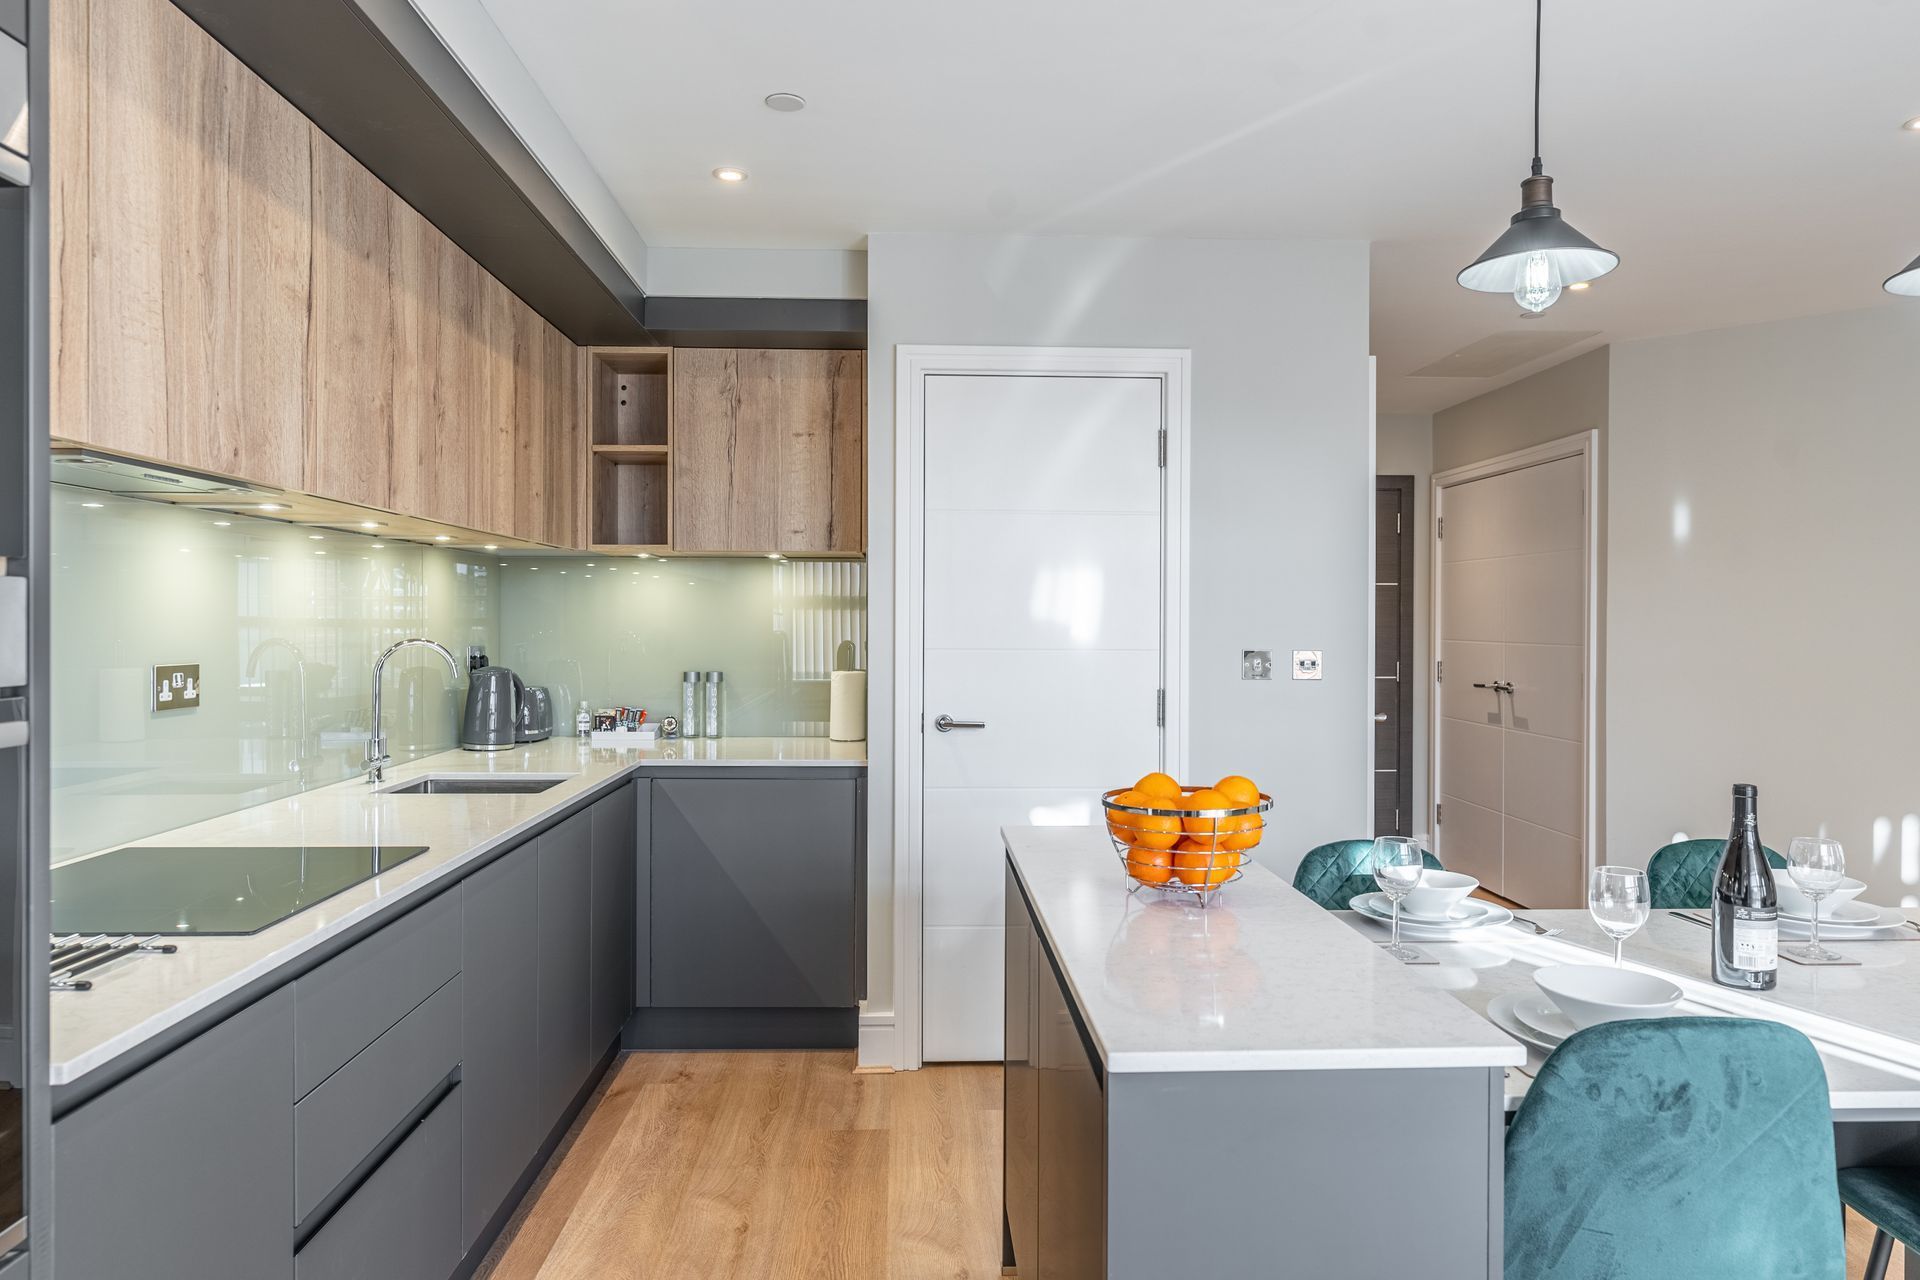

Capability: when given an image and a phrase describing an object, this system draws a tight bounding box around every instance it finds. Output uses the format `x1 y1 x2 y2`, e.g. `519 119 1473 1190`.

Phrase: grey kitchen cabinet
537 808 595 1123
294 1085 462 1280
460 839 542 1251
54 987 295 1280
650 777 859 1008
1003 865 1040 1276
590 781 638 1047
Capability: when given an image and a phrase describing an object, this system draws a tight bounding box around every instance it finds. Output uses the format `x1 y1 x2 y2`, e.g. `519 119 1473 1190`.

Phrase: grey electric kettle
462 665 522 752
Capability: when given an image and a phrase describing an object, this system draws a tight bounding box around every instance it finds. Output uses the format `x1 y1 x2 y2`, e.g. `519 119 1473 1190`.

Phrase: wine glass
1787 837 1846 962
1371 836 1426 962
1588 866 1651 966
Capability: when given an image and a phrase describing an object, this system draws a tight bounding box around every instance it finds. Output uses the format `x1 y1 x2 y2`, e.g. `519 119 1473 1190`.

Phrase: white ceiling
479 0 1920 413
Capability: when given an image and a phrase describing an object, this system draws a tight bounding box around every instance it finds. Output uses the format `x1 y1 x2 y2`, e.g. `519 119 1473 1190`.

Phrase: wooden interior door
1375 476 1414 836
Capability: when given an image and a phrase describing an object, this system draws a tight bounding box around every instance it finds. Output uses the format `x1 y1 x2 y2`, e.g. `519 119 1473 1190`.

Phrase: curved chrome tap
367 638 459 784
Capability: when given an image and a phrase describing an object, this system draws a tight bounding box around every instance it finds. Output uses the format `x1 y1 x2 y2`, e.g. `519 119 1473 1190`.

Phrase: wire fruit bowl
1102 787 1273 908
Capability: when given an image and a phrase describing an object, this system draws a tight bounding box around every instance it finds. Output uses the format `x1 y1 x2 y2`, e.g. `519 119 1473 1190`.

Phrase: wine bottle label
1732 909 1778 972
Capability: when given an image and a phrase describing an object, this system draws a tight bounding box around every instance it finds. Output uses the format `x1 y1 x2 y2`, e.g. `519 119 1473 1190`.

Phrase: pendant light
1458 0 1618 312
1884 254 1920 296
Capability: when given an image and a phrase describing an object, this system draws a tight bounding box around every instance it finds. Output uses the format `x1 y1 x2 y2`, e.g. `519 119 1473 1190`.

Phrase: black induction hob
51 844 433 936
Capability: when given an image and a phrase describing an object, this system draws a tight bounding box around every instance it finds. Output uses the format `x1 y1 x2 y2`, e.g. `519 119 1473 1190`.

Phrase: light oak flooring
478 1050 1897 1279
476 1052 1004 1280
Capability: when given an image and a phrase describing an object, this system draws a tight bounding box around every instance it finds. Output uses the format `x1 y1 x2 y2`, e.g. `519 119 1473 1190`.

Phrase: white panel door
921 373 1164 1061
1435 454 1587 906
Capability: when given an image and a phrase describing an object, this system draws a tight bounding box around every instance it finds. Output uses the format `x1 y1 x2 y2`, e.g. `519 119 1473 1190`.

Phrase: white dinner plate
1352 892 1513 935
1510 992 1576 1044
1781 899 1881 926
1781 905 1909 936
1487 993 1562 1054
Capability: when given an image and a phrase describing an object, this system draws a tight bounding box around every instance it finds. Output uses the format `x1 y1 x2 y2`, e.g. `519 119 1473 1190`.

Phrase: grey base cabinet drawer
295 974 462 1225
54 987 295 1280
295 1084 462 1280
295 887 461 1096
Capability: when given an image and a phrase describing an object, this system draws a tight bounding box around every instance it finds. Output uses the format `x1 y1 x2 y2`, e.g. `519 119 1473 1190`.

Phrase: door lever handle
1472 681 1516 694
933 714 986 733
1373 713 1388 723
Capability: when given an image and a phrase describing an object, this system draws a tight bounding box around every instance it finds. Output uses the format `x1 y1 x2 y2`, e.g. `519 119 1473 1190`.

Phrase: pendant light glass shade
1884 253 1920 297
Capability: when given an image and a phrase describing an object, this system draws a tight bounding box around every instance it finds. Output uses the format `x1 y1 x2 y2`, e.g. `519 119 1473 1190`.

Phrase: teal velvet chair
1506 1018 1843 1279
1291 839 1442 910
1647 838 1787 909
1839 1167 1920 1279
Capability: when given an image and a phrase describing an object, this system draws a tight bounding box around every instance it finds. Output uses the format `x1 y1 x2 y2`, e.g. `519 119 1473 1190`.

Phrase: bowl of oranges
1103 772 1270 904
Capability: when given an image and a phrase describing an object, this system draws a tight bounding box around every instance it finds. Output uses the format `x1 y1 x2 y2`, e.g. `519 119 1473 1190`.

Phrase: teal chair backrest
1647 838 1787 909
1506 1018 1843 1279
1292 840 1443 910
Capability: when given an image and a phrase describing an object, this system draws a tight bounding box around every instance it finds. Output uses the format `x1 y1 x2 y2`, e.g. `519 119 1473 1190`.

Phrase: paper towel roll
829 670 867 742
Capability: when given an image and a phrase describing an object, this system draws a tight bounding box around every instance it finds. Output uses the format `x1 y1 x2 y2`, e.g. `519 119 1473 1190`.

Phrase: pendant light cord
1531 0 1543 176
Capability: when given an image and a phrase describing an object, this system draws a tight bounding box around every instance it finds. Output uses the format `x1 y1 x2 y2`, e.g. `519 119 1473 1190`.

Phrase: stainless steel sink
380 775 571 796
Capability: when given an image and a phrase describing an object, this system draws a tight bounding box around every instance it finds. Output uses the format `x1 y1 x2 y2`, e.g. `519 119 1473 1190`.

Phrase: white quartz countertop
1004 826 1526 1074
1341 907 1920 1115
51 736 865 1086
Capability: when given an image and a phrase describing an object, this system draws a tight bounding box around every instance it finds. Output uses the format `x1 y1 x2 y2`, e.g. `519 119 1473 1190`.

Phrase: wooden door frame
1428 430 1600 893
888 345 1192 1071
1375 475 1415 836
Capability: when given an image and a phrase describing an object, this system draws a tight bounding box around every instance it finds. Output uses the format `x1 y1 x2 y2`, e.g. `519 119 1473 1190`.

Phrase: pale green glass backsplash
50 487 500 860
51 488 869 860
495 557 866 738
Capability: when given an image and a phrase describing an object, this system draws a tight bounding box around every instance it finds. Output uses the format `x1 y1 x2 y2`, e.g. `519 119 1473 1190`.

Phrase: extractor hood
48 449 284 501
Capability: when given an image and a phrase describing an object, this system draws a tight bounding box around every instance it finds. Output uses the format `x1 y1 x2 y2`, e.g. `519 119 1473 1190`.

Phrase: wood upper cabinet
50 0 590 550
671 349 865 555
73 0 311 490
305 132 395 510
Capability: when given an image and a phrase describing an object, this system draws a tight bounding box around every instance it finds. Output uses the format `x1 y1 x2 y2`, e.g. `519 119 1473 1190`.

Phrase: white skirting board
857 1010 899 1069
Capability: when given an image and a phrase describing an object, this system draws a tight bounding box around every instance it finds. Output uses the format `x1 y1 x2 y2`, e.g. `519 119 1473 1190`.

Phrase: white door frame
1428 429 1600 890
891 345 1192 1070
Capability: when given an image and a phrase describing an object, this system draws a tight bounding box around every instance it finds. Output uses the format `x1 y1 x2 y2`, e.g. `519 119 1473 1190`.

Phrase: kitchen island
1003 825 1524 1280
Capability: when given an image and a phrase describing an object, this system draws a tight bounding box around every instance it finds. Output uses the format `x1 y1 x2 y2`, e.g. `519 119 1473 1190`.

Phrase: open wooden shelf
591 443 668 461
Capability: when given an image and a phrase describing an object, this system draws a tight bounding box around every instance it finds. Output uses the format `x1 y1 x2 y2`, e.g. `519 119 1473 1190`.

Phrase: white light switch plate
1292 650 1323 680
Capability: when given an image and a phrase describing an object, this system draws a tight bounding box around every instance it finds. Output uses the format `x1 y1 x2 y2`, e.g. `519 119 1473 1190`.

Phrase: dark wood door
1376 476 1415 836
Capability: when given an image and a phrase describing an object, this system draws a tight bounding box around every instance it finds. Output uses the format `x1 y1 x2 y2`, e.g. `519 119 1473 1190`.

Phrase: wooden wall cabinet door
305 131 394 510
672 349 864 555
82 0 311 491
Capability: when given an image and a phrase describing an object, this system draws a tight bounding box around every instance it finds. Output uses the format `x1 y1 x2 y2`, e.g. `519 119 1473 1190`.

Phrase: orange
1220 814 1264 852
1134 772 1183 801
1179 788 1231 844
1214 775 1261 808
1125 847 1175 886
1128 812 1182 851
1105 788 1144 836
1173 847 1237 888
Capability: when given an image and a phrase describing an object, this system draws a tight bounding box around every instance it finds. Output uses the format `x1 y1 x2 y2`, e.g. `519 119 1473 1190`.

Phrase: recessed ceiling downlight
712 166 748 183
1903 116 1920 132
764 92 807 113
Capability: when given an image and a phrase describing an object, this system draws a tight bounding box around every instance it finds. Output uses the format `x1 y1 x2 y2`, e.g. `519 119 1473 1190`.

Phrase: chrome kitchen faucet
366 638 460 784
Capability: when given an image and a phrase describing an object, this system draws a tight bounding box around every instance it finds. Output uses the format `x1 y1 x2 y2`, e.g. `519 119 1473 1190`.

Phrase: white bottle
575 701 592 738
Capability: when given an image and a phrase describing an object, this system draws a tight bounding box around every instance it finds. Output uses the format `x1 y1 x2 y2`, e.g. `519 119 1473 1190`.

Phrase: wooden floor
480 1050 1897 1279
476 1052 1004 1280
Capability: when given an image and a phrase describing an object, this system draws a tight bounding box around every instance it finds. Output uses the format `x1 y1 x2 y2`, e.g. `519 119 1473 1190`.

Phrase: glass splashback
49 487 499 860
496 556 866 738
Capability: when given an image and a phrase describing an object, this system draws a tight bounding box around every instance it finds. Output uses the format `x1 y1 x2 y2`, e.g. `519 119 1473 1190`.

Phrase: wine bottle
1711 783 1778 990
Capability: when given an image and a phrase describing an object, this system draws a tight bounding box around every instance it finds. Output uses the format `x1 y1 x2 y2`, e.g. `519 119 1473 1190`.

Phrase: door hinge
1435 659 1443 684
1436 803 1444 825
1436 515 1444 539
1157 428 1167 469
1156 688 1165 727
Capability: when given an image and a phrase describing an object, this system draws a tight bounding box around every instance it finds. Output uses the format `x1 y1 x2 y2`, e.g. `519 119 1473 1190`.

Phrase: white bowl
1534 965 1683 1032
1400 870 1479 921
1774 874 1867 919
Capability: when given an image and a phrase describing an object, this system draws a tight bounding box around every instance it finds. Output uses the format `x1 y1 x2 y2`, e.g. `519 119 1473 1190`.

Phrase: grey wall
864 233 1374 1024
1608 306 1920 905
1429 347 1610 854
1377 413 1433 831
